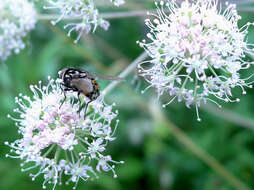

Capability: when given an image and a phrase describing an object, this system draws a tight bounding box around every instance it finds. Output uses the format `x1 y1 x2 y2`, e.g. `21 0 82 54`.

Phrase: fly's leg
59 84 74 109
59 92 66 109
77 92 82 118
83 100 92 119
84 100 92 118
67 88 78 108
77 99 92 118
59 84 67 109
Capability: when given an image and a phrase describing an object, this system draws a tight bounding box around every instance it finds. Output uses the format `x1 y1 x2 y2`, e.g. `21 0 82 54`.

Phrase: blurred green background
1 0 254 190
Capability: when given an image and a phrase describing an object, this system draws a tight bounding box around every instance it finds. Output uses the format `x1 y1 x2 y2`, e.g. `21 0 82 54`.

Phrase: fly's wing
96 75 125 81
87 73 125 81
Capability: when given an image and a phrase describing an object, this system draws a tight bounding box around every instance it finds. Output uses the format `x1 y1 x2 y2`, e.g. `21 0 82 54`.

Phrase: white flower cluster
44 0 125 43
137 0 254 121
5 77 123 190
0 0 37 60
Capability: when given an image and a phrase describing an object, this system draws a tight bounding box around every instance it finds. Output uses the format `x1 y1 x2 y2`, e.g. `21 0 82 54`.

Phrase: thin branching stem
37 7 254 21
150 102 251 190
201 104 254 130
37 10 149 20
102 51 148 95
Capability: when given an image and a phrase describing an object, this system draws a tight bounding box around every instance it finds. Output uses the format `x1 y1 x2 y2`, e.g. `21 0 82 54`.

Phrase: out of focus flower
0 0 37 60
110 0 125 7
137 0 254 121
6 77 123 189
44 0 125 43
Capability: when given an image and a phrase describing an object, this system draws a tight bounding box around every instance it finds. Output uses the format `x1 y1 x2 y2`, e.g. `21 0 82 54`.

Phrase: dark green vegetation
0 1 254 190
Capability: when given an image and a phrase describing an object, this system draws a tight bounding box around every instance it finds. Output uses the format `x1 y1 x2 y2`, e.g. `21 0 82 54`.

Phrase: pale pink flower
44 0 124 42
137 0 254 121
6 77 123 189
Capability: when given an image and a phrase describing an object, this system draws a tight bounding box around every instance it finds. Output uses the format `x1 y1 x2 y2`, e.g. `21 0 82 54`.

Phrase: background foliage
0 0 254 190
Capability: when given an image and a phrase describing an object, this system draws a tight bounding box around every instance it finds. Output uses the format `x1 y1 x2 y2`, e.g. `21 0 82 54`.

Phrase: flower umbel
44 0 125 43
6 77 123 189
0 0 37 60
137 0 254 121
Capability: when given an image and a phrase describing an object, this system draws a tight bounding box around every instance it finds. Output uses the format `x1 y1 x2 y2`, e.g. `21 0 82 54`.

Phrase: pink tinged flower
137 0 254 121
6 77 123 190
44 0 124 42
96 155 124 178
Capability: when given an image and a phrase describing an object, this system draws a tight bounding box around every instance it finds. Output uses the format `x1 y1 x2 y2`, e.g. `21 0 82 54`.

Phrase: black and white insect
59 67 123 116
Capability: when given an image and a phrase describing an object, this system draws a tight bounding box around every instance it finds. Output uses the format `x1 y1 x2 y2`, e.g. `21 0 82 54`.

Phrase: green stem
73 150 80 160
220 67 232 77
167 61 183 74
181 73 191 89
43 144 56 157
194 76 198 97
65 150 70 163
208 63 219 78
54 147 61 162
78 139 89 151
